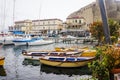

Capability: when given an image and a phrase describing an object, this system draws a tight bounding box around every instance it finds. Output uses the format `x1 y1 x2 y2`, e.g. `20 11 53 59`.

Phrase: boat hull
0 57 5 66
2 40 14 45
28 40 54 46
40 58 94 67
80 50 96 57
0 37 14 45
13 42 28 46
23 55 43 60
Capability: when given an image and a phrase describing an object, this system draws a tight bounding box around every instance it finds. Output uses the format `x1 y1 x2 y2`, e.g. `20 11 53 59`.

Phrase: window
48 21 50 24
75 20 77 23
79 20 81 24
43 22 45 25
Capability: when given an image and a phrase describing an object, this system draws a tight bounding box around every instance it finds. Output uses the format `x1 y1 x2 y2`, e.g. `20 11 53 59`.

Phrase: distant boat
13 34 54 46
40 56 95 67
0 57 5 66
13 34 32 46
0 33 14 45
28 37 54 46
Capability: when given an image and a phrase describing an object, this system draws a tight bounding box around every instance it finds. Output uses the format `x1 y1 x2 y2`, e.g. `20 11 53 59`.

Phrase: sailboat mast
13 0 16 26
3 0 6 32
39 0 43 20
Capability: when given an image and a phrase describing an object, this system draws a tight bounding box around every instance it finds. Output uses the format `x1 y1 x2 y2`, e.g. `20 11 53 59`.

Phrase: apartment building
9 19 32 34
32 18 63 36
9 19 63 36
65 16 88 37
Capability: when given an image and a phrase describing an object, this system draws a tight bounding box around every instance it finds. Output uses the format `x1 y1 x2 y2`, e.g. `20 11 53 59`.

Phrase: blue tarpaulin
12 31 25 35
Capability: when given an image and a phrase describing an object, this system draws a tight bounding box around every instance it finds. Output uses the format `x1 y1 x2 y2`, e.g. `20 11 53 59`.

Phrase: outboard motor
22 50 27 54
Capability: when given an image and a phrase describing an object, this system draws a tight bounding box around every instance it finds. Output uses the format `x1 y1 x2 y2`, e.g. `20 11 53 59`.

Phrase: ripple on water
0 43 93 80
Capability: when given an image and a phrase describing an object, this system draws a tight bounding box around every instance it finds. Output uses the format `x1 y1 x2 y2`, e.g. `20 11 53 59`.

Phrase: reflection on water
0 66 6 76
0 43 93 80
22 58 91 76
40 65 91 76
22 58 40 66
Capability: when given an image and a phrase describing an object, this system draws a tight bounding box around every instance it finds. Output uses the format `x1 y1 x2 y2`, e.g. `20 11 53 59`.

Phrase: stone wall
67 0 120 24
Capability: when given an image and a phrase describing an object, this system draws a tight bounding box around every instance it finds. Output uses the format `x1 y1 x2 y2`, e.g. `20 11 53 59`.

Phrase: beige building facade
9 19 63 36
9 20 32 34
32 19 63 36
62 16 87 37
68 0 120 25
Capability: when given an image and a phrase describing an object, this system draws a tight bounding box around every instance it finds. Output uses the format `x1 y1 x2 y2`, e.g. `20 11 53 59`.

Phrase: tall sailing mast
39 0 43 20
13 0 16 27
2 0 6 32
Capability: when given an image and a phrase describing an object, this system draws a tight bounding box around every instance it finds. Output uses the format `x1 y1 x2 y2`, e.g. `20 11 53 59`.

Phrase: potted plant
88 45 120 80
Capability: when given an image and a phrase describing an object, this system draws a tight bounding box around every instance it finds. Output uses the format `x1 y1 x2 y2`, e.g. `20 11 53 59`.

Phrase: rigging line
13 0 16 25
0 0 3 29
3 0 6 32
39 0 43 20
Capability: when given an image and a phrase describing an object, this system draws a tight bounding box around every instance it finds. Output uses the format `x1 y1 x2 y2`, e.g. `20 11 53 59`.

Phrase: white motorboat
0 33 14 45
13 35 54 46
13 34 32 46
28 38 54 46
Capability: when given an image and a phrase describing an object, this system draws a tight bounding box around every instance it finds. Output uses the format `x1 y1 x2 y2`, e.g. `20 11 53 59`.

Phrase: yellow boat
55 46 89 52
0 57 5 66
80 50 96 57
40 56 94 67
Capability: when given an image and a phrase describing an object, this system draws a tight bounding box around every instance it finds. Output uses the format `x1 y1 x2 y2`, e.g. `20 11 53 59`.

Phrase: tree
89 19 120 44
108 19 120 43
89 21 104 44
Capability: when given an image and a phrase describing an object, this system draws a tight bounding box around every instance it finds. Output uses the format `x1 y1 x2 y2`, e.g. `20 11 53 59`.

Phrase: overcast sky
0 0 96 32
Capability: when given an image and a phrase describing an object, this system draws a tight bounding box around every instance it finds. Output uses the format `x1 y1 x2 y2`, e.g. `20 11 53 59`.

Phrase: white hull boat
13 35 54 46
13 42 28 46
0 36 14 45
28 39 54 46
13 35 31 46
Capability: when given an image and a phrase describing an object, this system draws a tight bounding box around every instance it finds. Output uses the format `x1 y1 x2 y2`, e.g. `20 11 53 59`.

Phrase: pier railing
43 37 98 44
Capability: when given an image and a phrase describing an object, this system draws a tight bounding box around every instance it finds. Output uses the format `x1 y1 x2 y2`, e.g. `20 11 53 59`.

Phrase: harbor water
0 43 93 80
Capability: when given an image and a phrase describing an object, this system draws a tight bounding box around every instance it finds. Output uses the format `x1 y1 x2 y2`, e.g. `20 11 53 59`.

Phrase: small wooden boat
40 56 95 67
22 50 82 60
0 57 5 66
55 46 88 52
22 50 49 60
80 50 96 57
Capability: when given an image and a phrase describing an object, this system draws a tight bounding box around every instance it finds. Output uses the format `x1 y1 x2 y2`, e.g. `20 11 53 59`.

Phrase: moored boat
28 38 54 46
0 57 5 66
22 50 49 60
0 33 14 45
54 46 97 57
13 34 32 46
80 50 96 57
40 56 95 67
22 50 82 60
13 35 54 46
55 46 89 52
